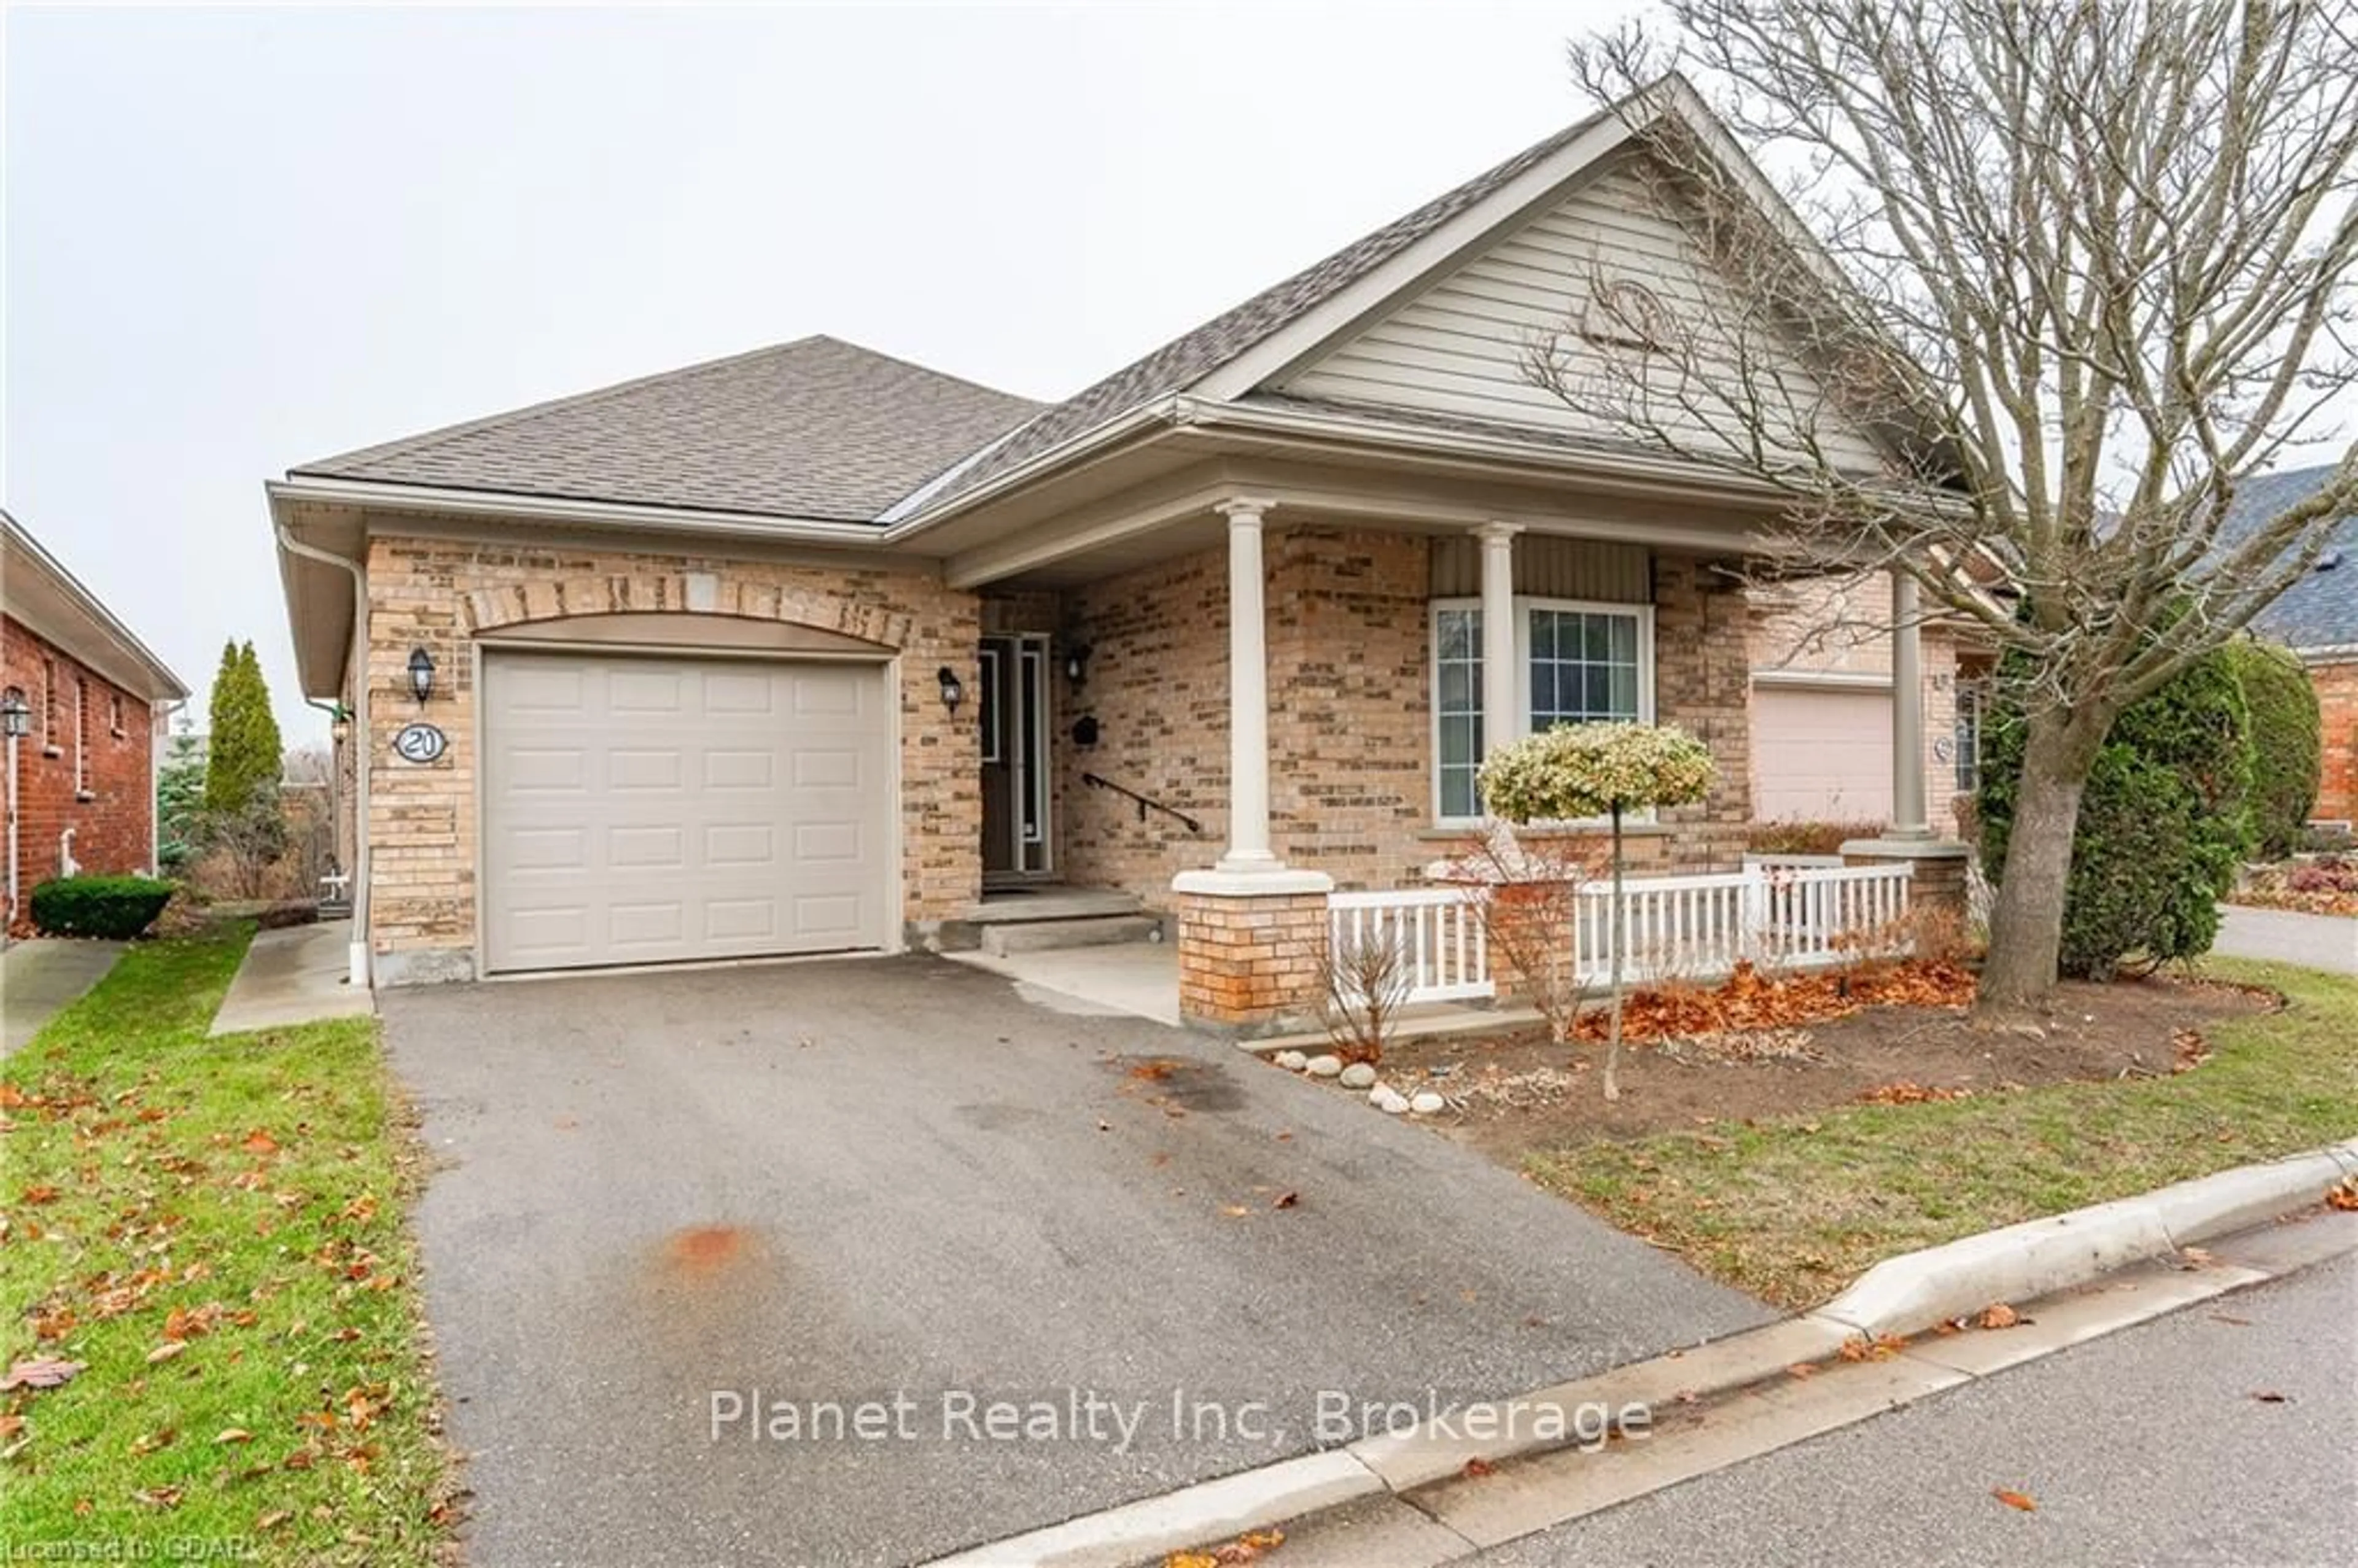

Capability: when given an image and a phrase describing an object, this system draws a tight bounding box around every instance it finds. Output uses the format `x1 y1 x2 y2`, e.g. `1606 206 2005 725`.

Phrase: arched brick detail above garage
462 572 914 650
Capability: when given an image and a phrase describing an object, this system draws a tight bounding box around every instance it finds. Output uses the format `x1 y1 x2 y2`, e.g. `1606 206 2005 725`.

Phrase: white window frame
1430 596 1657 827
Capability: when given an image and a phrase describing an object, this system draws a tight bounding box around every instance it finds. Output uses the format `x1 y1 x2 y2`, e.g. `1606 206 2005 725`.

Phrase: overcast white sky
6 2 1621 739
7 4 2350 744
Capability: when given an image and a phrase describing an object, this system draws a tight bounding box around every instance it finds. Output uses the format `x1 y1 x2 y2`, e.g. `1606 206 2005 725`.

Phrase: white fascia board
1 513 190 701
880 402 1179 541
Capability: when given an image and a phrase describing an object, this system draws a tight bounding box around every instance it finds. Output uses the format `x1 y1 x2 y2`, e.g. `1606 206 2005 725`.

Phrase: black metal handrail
1080 772 1202 834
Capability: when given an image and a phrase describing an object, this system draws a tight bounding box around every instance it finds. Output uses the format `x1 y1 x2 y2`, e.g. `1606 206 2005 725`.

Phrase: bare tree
1541 2 2358 1010
1318 926 1417 1065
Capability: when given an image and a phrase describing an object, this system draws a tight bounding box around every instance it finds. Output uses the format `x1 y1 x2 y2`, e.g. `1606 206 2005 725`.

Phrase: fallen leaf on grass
131 1429 176 1455
242 1130 279 1155
20 1184 61 1205
216 1428 254 1444
1 1357 87 1391
145 1342 187 1365
256 1511 293 1532
1992 1489 2037 1512
132 1486 185 1509
1979 1303 2021 1330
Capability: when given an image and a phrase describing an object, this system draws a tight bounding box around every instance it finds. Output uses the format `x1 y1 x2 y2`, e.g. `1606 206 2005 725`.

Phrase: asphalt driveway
383 955 1769 1567
2212 904 2358 975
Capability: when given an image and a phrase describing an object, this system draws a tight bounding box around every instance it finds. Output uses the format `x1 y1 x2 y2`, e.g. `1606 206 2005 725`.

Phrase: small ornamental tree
204 640 283 814
1479 723 1716 1100
2223 639 2321 861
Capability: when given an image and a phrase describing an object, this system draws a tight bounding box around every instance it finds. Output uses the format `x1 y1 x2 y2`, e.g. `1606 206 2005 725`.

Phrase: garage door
1750 686 1893 823
481 651 893 974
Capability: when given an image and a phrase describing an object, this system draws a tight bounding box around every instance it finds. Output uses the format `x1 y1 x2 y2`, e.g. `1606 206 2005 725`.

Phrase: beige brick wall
1059 528 1753 910
360 529 980 981
1175 890 1328 1028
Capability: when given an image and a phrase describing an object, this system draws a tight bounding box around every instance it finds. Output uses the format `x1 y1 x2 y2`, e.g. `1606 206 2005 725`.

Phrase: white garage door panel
1751 687 1894 823
483 652 892 974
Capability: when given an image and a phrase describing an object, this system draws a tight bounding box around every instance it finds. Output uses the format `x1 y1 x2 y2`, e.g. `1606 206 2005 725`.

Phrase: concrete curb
1816 1141 2358 1335
919 1141 2355 1567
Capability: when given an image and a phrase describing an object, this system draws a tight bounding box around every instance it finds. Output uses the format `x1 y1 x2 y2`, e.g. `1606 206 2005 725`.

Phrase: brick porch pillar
1174 495 1333 1030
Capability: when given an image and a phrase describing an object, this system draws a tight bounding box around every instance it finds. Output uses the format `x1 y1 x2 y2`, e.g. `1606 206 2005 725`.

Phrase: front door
979 635 1052 882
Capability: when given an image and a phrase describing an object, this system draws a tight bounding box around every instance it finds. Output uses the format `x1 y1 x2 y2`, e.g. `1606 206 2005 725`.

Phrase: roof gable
294 336 1041 522
1270 146 1890 473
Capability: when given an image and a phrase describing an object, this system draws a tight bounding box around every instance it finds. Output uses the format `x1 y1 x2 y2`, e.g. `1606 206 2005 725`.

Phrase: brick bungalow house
3 511 190 933
270 79 1966 1024
2221 464 2358 830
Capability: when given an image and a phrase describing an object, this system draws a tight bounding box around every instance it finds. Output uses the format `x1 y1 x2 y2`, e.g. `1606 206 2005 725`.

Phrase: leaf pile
1572 960 1977 1045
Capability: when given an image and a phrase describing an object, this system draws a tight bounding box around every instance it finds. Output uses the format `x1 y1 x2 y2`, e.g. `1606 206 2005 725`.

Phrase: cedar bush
28 875 176 940
1979 638 2254 980
2223 638 2321 859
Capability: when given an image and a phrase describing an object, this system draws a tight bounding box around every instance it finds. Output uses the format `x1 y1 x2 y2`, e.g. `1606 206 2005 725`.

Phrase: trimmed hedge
2224 638 2321 859
1979 640 2254 980
28 875 176 941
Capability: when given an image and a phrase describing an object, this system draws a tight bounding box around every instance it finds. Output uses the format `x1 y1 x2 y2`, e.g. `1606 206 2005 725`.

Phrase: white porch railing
1326 889 1493 1004
1327 862 1915 1006
1572 862 1914 987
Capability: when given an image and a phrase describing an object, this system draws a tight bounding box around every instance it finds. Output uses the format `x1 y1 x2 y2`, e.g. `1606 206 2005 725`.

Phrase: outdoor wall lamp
1062 643 1091 689
329 707 352 745
0 688 29 739
937 666 965 713
407 647 437 705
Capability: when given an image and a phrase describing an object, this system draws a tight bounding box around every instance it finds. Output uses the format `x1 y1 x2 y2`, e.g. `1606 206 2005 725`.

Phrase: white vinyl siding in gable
1281 154 1887 475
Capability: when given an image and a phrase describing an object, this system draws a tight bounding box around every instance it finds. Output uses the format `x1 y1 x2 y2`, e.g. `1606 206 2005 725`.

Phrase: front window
1431 598 1654 822
1954 683 1984 793
75 677 90 794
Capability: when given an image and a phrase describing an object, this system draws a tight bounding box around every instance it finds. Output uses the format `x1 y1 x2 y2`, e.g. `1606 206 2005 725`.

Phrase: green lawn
2 925 452 1564
1531 958 2358 1310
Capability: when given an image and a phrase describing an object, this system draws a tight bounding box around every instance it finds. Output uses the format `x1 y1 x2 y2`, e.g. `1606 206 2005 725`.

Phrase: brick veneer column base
1173 873 1334 1033
1839 837 1972 929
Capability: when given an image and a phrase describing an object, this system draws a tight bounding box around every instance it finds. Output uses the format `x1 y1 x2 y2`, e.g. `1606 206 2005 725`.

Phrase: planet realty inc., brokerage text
709 1386 1651 1456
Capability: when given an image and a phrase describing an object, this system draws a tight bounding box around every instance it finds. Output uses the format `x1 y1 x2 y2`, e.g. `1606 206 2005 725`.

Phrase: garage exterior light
936 666 964 713
407 646 436 705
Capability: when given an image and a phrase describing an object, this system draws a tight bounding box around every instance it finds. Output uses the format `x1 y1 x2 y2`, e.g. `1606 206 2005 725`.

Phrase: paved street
2212 904 2357 974
1476 1252 2358 1567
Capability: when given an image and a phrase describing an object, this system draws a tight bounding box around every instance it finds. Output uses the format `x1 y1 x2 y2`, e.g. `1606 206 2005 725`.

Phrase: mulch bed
1382 965 2276 1162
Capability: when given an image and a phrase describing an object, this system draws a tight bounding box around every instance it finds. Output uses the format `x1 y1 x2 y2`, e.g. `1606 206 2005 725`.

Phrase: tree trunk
1977 712 2097 1013
1605 802 1626 1101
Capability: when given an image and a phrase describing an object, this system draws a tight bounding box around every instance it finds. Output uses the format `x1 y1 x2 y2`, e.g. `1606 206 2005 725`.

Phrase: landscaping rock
1374 1088 1411 1115
1409 1092 1447 1115
1339 1062 1378 1089
1273 1050 1309 1071
1305 1055 1344 1078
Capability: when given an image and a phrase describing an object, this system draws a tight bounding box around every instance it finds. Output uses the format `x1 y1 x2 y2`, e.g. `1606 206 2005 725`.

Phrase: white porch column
1889 567 1932 839
1476 522 1522 763
1215 497 1280 873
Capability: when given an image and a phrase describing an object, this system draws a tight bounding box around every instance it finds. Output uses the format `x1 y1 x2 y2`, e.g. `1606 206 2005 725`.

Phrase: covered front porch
935 441 1963 1032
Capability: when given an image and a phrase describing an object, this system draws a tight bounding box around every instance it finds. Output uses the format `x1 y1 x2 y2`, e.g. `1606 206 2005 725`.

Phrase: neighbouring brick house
2219 465 2358 829
2 511 189 933
272 80 1966 1024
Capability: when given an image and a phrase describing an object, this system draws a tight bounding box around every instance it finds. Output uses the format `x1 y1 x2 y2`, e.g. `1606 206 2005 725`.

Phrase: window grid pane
1528 609 1641 732
1435 608 1484 818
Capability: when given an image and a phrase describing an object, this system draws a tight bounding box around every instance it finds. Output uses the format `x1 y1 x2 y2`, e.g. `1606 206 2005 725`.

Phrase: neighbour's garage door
1749 686 1894 823
481 650 893 974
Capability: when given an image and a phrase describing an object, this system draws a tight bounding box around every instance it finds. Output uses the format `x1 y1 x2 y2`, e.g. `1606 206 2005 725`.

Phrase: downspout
274 519 371 989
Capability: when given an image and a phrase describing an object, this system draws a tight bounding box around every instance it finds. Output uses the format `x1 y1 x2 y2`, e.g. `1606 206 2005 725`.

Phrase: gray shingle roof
292 336 1042 522
2220 464 2358 652
925 109 1612 507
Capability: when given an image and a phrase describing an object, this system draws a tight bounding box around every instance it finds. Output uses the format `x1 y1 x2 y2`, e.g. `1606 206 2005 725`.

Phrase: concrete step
966 890 1145 925
981 915 1164 956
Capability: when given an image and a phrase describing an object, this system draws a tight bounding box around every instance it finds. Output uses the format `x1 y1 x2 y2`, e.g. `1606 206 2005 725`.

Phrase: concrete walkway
1 938 125 1053
2213 904 2357 976
944 940 1183 1025
211 919 375 1035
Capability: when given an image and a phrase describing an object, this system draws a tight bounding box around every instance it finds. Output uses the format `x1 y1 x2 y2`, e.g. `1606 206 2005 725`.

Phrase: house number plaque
392 722 448 764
